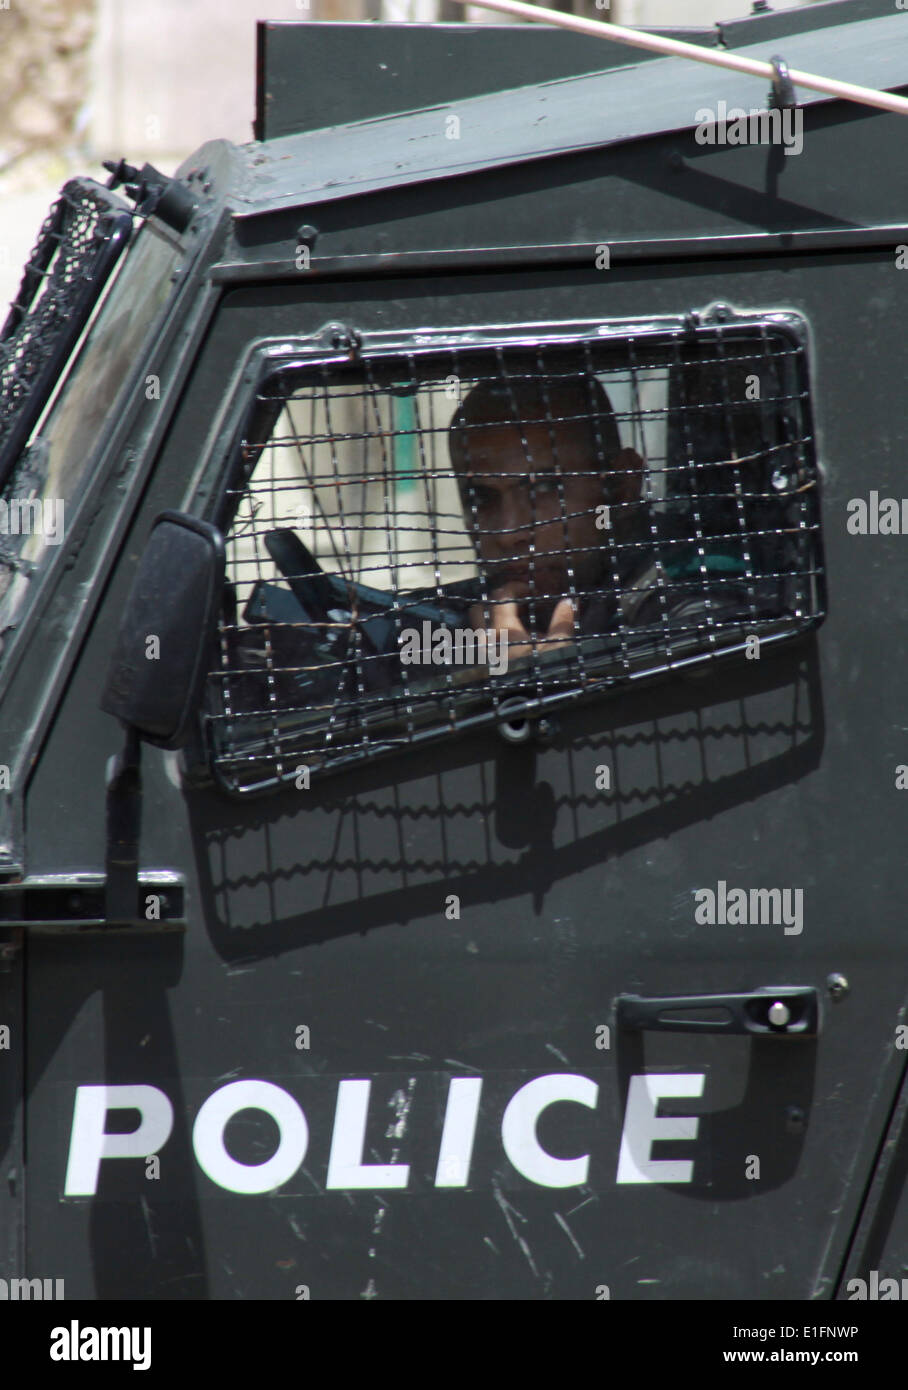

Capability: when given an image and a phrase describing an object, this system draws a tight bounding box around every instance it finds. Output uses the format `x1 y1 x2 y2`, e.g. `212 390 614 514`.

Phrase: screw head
768 1000 791 1027
827 972 849 1000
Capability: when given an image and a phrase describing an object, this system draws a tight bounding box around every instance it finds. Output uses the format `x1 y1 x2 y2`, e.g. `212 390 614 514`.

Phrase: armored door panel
21 256 907 1299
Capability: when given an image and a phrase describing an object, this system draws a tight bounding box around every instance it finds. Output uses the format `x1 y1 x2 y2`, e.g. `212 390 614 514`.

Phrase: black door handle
615 986 819 1037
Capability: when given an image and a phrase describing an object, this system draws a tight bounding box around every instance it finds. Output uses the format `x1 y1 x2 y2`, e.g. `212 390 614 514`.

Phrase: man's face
455 416 616 604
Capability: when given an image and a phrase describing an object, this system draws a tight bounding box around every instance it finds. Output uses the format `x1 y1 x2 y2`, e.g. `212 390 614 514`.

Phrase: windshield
0 219 182 656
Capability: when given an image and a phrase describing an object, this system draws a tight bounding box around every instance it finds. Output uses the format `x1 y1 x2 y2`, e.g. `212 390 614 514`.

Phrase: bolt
768 1000 791 1027
296 223 318 248
500 718 531 745
827 973 849 1001
330 327 362 357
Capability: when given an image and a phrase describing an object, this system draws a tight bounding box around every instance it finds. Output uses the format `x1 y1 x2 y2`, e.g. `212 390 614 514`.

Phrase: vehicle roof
232 8 908 219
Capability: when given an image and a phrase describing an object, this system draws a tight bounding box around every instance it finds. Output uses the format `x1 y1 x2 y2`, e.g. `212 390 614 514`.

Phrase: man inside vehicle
447 373 649 661
225 366 765 710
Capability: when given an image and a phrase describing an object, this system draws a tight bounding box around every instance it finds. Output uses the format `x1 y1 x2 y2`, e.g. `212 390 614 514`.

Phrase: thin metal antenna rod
448 0 908 118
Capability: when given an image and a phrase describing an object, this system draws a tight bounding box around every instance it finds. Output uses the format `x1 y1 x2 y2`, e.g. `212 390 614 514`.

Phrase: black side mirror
100 510 225 749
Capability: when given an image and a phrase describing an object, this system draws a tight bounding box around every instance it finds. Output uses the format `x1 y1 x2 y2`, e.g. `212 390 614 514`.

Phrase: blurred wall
90 0 321 168
0 0 95 176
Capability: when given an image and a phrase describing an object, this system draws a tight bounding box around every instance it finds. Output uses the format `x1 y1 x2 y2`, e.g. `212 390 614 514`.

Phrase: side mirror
100 510 225 749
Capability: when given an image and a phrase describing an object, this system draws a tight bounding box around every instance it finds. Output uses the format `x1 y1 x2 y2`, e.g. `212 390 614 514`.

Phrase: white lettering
326 1080 410 1189
616 1073 705 1183
64 1085 173 1197
501 1074 597 1187
192 1080 308 1194
434 1077 483 1187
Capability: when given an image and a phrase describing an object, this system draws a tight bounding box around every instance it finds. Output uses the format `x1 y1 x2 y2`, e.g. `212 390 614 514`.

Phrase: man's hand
469 591 578 663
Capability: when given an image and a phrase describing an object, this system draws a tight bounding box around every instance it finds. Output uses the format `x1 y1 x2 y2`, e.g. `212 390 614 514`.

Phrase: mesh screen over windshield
207 320 823 794
0 178 132 478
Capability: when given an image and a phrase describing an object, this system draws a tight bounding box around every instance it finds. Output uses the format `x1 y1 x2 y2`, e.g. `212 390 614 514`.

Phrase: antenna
448 0 908 118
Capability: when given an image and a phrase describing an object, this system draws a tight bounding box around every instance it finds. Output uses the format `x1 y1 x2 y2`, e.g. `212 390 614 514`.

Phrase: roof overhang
238 10 908 220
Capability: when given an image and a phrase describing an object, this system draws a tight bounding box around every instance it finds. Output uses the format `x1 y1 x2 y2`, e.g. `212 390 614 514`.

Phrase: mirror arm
104 726 143 926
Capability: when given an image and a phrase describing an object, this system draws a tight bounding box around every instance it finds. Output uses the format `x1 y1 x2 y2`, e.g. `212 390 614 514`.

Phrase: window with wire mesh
207 322 823 793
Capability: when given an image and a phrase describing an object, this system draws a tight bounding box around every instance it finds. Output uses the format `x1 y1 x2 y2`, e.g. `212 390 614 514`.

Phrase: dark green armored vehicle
0 0 907 1303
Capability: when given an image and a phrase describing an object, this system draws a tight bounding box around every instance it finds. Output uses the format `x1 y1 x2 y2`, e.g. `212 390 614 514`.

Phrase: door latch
616 985 820 1037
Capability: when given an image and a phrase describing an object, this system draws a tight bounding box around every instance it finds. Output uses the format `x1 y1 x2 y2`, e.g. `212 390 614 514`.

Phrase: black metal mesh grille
207 320 823 794
0 178 132 477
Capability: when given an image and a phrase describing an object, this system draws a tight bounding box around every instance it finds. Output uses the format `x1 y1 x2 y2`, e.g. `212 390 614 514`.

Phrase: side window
206 315 823 793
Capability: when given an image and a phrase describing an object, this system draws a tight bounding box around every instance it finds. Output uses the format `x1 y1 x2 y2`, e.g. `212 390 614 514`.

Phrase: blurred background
0 0 827 310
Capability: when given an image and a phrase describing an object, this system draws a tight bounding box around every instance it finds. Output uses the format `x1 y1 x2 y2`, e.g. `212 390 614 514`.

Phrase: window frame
201 303 824 797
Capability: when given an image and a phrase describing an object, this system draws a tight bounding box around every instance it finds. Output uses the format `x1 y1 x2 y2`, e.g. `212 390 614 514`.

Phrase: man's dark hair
448 373 622 471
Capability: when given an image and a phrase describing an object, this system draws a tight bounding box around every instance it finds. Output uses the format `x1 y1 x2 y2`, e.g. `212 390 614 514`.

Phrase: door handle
615 986 819 1037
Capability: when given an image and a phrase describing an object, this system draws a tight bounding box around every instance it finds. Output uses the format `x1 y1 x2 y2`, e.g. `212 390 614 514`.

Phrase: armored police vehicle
1 0 906 1301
